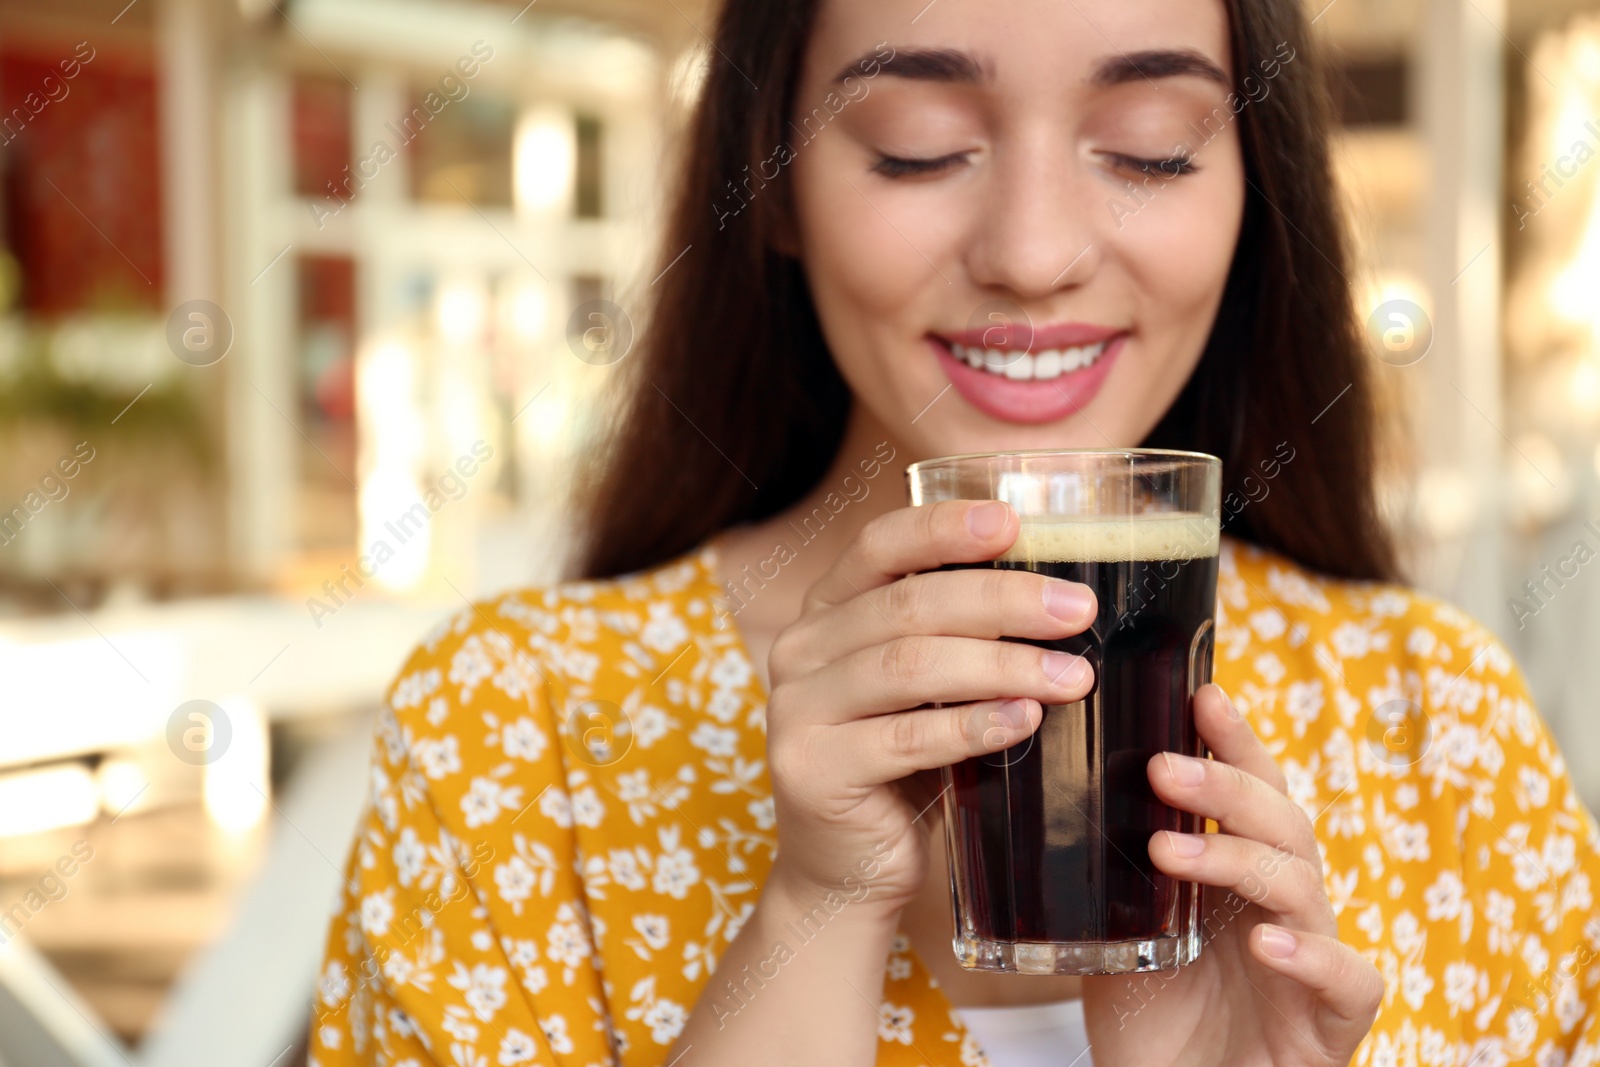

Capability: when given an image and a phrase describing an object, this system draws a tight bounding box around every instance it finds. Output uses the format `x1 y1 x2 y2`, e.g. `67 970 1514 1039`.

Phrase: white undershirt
954 999 1093 1066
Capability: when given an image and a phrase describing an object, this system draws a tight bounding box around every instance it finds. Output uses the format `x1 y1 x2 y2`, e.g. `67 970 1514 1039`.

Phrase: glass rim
905 446 1221 480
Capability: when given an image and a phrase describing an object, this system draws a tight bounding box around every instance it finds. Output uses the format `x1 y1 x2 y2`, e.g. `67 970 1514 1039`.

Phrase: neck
714 403 911 638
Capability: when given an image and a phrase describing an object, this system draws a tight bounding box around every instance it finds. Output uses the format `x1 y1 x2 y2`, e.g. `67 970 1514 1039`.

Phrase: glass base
952 930 1200 975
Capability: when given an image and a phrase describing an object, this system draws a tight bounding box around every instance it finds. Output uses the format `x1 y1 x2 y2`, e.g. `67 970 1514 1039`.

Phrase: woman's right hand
762 498 1100 915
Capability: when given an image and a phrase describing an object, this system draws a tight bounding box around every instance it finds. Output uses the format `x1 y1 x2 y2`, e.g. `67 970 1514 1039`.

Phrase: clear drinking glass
905 448 1222 975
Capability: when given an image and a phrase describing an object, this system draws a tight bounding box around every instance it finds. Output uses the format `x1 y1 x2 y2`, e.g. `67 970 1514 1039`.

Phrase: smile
926 326 1128 425
949 341 1110 382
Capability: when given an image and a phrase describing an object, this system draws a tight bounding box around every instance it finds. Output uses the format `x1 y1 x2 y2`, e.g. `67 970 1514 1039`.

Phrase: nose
964 130 1102 301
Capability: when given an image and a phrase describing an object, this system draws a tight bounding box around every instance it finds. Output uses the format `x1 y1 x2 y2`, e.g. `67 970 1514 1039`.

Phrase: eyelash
1105 151 1199 177
871 152 969 179
870 150 1200 180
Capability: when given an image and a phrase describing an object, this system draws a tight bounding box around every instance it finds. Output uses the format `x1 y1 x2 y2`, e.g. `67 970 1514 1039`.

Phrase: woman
311 0 1600 1062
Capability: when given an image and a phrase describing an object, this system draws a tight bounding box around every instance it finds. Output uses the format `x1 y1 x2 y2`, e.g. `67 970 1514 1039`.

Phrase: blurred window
408 92 514 207
291 76 352 201
575 113 603 218
0 42 163 313
296 254 357 552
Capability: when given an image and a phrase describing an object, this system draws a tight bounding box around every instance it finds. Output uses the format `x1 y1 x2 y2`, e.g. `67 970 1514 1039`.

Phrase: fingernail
1043 581 1093 622
994 698 1030 730
1163 752 1206 787
1166 830 1204 857
966 501 1008 539
1042 651 1089 689
1222 689 1242 721
1258 924 1297 958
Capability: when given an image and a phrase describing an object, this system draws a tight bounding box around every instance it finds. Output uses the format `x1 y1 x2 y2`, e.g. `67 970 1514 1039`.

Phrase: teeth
951 341 1109 382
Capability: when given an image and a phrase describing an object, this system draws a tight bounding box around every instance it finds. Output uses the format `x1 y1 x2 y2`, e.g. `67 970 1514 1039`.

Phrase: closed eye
1103 151 1199 177
871 151 970 179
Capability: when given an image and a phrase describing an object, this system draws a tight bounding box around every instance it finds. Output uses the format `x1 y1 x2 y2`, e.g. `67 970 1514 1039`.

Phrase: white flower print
447 962 508 1022
1521 767 1551 809
360 890 395 937
393 668 441 709
496 1028 538 1064
547 904 594 971
641 999 687 1045
1249 607 1287 640
706 687 744 723
570 785 605 828
415 735 462 780
709 648 753 689
689 722 739 758
500 717 548 762
449 638 496 694
460 776 524 829
1286 679 1325 736
652 844 701 899
609 848 649 891
494 857 537 911
633 913 671 951
538 787 573 828
314 535 1600 1063
320 960 352 1007
748 796 775 831
1356 903 1385 942
1406 626 1438 658
641 602 690 653
634 705 671 748
1442 961 1478 1013
1424 870 1464 921
540 1015 575 1054
1254 651 1286 685
393 827 426 887
878 1003 915 1045
1331 621 1376 659
1401 964 1435 1010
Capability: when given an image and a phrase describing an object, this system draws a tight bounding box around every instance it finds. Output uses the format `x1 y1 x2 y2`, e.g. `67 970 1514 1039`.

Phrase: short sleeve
1406 602 1600 1061
309 609 615 1067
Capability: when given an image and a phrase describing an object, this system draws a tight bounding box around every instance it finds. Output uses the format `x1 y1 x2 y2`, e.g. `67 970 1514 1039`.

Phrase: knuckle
933 499 966 543
879 637 928 690
883 709 925 763
979 571 1010 626
858 512 897 564
884 577 923 628
767 628 803 680
767 731 802 784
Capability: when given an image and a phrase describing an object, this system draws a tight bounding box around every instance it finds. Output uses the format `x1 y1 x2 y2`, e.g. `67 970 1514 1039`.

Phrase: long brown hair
575 0 1399 584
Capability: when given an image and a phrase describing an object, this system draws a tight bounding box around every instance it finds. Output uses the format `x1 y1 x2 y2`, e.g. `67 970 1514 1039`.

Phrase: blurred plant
0 316 211 470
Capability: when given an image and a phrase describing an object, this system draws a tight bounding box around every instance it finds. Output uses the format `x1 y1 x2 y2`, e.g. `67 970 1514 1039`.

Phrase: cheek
790 141 950 353
1112 160 1244 330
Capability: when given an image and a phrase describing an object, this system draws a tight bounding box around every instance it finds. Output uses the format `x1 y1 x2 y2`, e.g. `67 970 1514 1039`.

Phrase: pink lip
927 332 1126 425
941 321 1125 352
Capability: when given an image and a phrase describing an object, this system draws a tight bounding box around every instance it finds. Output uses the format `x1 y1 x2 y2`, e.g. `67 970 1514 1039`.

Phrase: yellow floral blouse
311 536 1600 1067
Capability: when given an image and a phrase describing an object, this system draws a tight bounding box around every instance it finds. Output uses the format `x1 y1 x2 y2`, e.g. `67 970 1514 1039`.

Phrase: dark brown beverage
942 514 1219 973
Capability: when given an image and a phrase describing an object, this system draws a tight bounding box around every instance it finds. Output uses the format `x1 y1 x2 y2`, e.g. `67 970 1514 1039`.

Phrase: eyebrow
832 46 1230 89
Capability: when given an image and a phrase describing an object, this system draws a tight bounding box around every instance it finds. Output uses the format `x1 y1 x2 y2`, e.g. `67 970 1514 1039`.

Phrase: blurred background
0 0 1596 1062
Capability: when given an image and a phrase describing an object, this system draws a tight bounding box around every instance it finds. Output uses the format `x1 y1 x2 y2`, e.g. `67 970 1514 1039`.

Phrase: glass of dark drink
906 449 1221 976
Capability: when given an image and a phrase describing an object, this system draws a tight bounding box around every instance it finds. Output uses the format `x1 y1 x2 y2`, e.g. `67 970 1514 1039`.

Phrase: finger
805 500 1018 610
783 635 1095 723
1149 830 1334 933
781 567 1096 675
823 697 1044 786
1249 924 1385 1053
1147 749 1318 863
1194 683 1287 794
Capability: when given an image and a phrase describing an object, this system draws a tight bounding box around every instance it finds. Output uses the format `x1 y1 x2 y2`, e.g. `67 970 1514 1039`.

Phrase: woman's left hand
1082 683 1384 1066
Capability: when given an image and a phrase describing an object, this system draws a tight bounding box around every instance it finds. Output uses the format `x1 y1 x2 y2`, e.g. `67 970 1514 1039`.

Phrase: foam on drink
998 513 1220 565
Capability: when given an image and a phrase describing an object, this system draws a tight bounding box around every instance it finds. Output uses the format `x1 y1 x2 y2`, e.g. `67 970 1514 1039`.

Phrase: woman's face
787 0 1249 459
